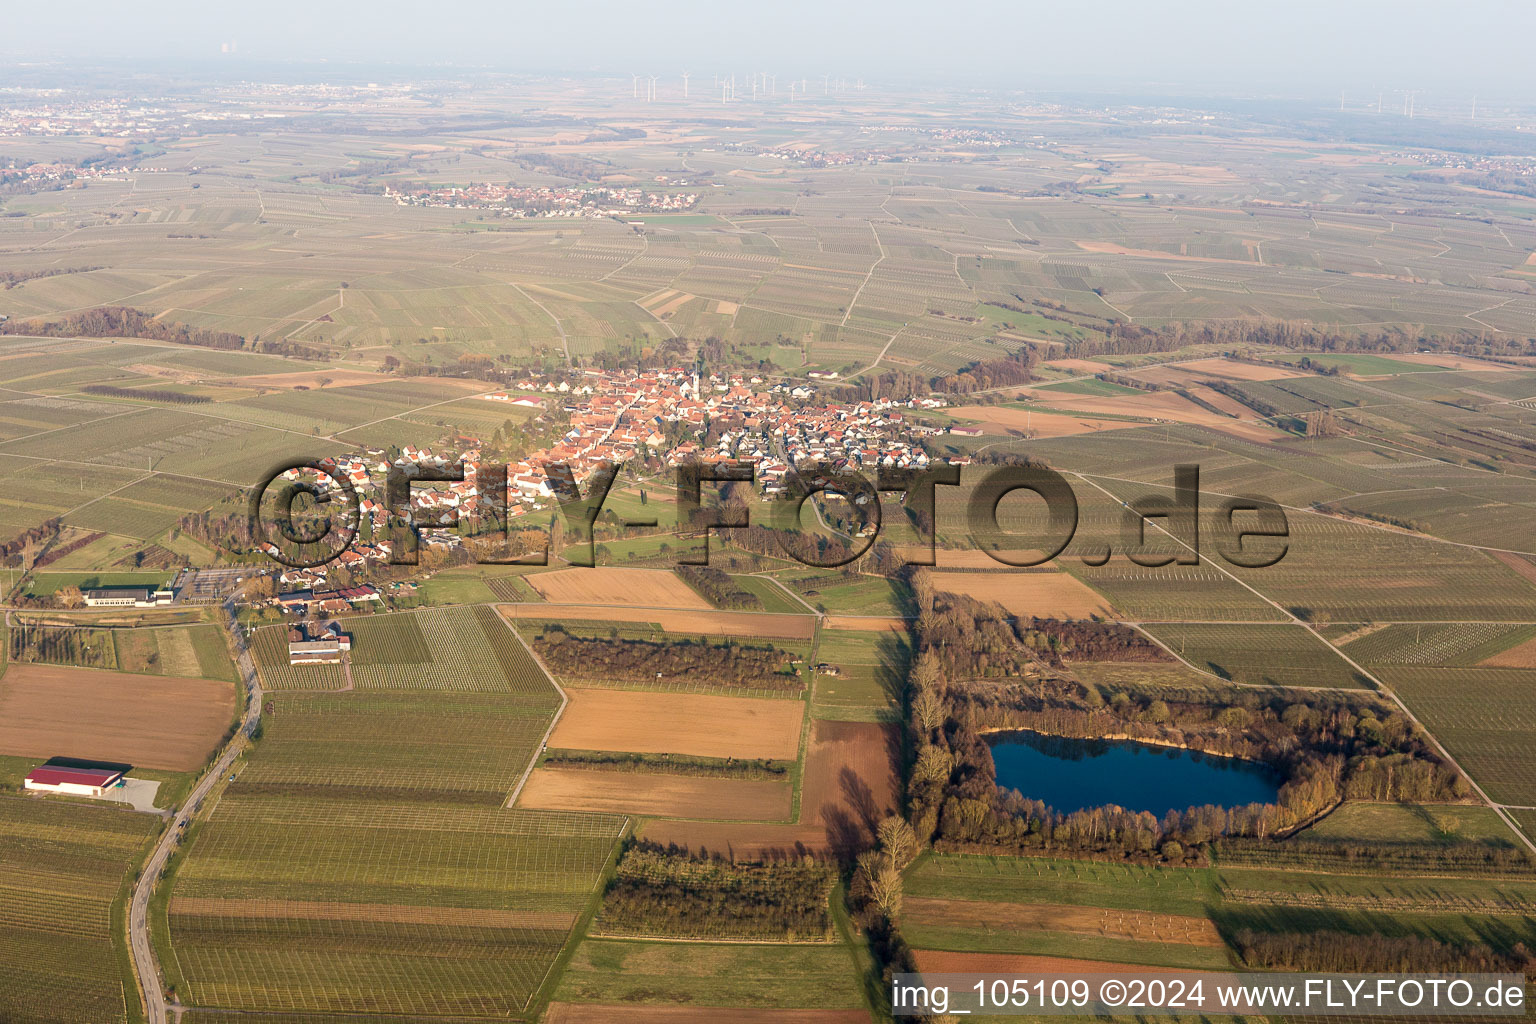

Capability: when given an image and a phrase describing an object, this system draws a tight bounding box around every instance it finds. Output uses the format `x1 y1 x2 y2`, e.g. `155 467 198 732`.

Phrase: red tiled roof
26 766 122 788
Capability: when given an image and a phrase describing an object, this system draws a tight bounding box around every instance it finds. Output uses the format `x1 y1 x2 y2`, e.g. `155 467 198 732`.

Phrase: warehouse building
83 586 176 608
24 764 125 797
287 622 352 665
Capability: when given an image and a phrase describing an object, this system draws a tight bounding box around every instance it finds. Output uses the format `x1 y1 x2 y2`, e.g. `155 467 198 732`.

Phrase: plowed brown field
930 569 1112 618
0 664 235 771
548 689 803 760
904 897 1222 946
516 768 792 820
526 568 711 607
642 720 898 860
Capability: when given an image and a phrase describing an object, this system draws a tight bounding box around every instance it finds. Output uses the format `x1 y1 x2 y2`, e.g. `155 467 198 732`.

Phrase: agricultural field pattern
1 55 1536 1024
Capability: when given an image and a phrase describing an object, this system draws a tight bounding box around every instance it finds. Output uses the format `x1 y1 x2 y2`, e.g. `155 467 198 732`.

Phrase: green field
1140 622 1370 689
250 606 550 693
0 796 161 1024
1034 377 1144 397
162 631 614 1017
10 71 1536 1024
1272 352 1437 376
1374 666 1536 806
1339 622 1536 666
23 571 172 597
552 938 869 1010
168 801 624 1015
1211 863 1536 950
1296 801 1521 846
903 853 1226 971
811 628 909 723
112 623 238 680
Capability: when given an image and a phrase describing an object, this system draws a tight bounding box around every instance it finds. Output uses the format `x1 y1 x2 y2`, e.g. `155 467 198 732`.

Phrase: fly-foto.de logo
248 459 1288 571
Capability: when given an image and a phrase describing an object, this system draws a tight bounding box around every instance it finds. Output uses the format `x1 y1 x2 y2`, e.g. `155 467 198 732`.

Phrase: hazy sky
7 0 1534 98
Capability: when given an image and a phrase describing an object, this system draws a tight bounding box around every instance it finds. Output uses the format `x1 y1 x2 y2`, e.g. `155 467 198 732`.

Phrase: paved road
127 598 262 1023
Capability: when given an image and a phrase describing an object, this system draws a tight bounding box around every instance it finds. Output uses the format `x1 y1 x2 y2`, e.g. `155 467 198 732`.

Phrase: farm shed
24 764 124 797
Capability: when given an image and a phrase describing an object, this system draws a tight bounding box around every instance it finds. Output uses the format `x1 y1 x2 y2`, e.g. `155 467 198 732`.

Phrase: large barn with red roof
24 764 124 797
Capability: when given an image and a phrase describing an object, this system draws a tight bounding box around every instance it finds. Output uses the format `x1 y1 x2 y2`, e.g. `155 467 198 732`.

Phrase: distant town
384 181 698 216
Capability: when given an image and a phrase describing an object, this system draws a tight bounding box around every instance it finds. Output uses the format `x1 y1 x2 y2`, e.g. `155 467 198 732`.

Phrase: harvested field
913 949 1223 975
1123 365 1215 388
127 361 203 382
930 569 1113 618
0 664 234 771
821 614 909 632
549 689 803 760
1393 352 1513 371
499 603 816 640
1491 550 1536 586
224 369 404 389
516 768 792 819
643 721 899 860
798 720 900 838
526 567 712 608
546 1008 868 1024
169 897 577 930
1033 388 1234 424
933 548 1033 568
639 288 681 310
903 897 1222 947
1075 240 1250 264
1480 635 1536 668
1028 388 1287 442
947 405 1135 437
1174 357 1303 381
1186 382 1256 418
646 291 697 318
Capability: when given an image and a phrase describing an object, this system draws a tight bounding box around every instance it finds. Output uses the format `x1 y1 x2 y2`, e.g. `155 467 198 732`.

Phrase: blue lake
988 730 1281 816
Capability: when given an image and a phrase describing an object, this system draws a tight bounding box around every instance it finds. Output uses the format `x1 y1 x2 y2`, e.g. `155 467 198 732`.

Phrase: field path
129 598 262 1024
511 282 573 367
497 616 569 808
753 571 822 616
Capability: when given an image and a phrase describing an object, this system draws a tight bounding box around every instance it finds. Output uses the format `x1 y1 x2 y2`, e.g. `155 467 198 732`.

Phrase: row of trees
540 749 790 780
1217 836 1536 875
8 621 115 669
0 306 328 360
598 842 834 941
676 565 762 610
1234 929 1528 974
533 627 803 691
911 588 1165 677
0 266 98 289
82 384 210 405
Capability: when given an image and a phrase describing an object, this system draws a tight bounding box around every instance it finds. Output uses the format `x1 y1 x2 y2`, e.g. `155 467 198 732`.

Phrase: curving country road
127 598 262 1024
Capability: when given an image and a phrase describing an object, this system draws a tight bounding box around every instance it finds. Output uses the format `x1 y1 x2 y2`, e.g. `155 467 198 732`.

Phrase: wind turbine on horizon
682 71 690 99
